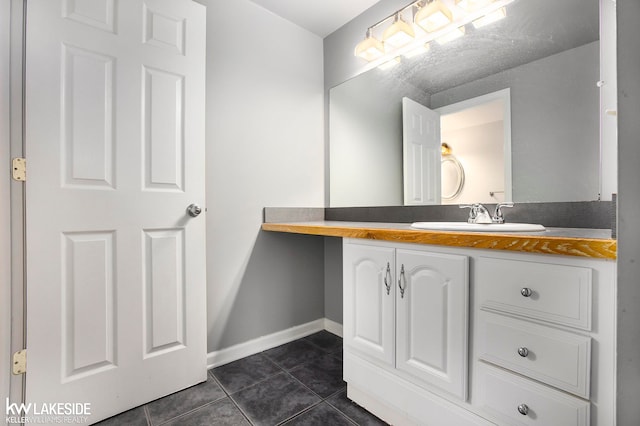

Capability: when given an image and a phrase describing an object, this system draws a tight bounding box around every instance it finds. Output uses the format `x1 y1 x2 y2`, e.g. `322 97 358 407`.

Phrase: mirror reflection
330 0 600 207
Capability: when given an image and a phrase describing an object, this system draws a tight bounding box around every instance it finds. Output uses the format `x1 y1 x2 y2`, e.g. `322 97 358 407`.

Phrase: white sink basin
410 222 546 232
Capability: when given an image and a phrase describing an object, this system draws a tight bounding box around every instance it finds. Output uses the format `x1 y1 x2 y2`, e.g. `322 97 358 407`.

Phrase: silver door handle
187 204 202 217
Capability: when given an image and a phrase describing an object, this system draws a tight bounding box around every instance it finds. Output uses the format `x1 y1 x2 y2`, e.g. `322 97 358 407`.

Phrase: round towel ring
441 155 465 200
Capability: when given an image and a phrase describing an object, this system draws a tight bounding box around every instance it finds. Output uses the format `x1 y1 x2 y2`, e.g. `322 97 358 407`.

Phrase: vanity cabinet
473 257 594 425
342 238 616 426
343 239 469 400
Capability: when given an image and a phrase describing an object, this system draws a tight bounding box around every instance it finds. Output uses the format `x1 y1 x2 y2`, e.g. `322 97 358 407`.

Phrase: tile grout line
275 400 325 426
261 334 358 424
227 390 259 425
207 371 255 425
151 374 229 426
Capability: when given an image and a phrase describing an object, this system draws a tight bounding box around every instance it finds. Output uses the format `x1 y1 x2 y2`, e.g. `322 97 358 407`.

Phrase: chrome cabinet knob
517 404 529 416
187 204 202 217
518 347 529 358
521 287 533 297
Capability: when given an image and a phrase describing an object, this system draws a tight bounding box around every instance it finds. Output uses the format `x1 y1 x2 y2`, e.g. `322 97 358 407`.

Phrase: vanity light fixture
456 0 494 12
414 0 453 33
472 7 506 28
355 0 514 65
355 28 385 61
436 26 466 44
383 13 415 49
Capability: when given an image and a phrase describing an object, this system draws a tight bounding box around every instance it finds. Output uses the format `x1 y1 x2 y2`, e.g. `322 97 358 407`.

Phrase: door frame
3 0 27 413
1 0 14 412
435 88 513 203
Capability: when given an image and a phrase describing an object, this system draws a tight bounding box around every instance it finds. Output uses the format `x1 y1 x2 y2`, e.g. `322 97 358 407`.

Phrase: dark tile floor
97 331 388 425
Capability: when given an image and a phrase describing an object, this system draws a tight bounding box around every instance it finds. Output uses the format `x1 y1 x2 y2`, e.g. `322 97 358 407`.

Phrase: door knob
187 204 202 217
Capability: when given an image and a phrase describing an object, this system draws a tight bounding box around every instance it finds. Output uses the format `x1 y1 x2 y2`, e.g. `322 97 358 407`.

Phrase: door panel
143 66 185 191
396 249 468 400
62 231 116 380
143 228 186 356
343 243 395 367
25 0 206 422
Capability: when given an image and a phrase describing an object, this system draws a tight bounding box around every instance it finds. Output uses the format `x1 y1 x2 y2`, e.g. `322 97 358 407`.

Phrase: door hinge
12 157 26 182
12 349 26 375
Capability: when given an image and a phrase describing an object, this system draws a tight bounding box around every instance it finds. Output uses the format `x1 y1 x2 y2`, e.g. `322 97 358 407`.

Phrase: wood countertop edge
261 223 617 260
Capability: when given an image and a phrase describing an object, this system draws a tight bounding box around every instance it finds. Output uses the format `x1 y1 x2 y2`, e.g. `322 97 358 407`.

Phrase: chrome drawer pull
383 262 392 295
520 287 533 297
517 404 529 416
517 347 529 358
398 264 406 299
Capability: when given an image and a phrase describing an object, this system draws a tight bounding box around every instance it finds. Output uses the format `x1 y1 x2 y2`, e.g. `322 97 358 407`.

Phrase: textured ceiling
385 0 599 94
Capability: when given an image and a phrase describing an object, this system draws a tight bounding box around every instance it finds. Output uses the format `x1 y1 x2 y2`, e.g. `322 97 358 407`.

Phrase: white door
24 0 206 422
395 249 468 400
343 242 395 367
402 97 441 205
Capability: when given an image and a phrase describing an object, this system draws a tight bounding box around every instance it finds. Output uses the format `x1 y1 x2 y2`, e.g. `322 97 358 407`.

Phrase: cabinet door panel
396 249 469 400
344 242 395 366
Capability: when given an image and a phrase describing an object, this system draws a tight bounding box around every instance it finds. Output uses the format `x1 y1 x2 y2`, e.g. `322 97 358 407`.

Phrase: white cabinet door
343 242 395 367
396 249 469 400
25 0 206 422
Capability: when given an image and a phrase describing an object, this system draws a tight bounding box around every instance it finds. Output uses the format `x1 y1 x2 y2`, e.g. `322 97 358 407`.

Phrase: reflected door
24 0 206 422
402 97 441 205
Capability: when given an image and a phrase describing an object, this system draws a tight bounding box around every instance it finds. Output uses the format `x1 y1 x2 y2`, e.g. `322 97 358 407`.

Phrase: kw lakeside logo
5 399 91 424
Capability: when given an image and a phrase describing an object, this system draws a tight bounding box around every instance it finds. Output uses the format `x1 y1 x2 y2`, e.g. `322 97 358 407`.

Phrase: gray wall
199 0 326 352
324 237 343 324
431 42 600 203
616 0 640 423
330 70 430 207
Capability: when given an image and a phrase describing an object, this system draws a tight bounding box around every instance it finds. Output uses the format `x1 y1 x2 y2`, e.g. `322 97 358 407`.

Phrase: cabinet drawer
476 257 592 330
477 312 590 398
475 363 590 426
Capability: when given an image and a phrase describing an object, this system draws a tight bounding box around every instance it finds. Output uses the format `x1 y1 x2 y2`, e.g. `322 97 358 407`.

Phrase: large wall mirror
330 0 602 207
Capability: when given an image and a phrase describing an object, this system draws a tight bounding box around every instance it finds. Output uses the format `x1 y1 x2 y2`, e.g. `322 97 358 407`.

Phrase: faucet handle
493 202 514 223
459 204 478 223
460 203 492 224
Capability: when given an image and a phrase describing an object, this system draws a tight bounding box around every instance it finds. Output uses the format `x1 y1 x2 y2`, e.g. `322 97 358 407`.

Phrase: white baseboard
207 318 343 369
323 318 343 337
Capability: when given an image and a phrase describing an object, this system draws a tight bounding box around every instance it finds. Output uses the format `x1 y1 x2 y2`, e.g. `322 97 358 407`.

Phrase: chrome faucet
460 202 515 224
459 203 492 224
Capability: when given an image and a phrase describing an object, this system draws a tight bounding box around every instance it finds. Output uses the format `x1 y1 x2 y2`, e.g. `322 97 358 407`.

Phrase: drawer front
475 363 590 426
477 312 591 398
476 257 592 330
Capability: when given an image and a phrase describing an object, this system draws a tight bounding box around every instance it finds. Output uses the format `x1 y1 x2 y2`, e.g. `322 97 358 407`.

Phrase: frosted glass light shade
383 14 415 49
354 30 385 61
415 0 453 33
456 0 494 12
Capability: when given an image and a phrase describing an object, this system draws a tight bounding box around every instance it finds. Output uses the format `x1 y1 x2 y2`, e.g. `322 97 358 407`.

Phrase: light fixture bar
355 0 515 70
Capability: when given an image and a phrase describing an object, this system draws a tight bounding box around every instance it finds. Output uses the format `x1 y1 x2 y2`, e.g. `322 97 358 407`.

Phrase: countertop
261 221 617 260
